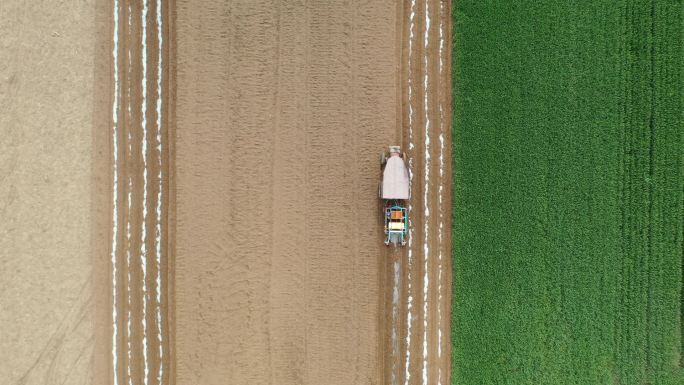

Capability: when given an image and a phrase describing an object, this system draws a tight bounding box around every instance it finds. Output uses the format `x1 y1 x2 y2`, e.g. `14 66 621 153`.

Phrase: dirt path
173 1 398 384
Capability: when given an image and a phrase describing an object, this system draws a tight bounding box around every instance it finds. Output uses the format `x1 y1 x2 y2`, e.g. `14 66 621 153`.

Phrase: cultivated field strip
391 1 452 384
101 1 453 383
452 1 683 384
103 1 171 384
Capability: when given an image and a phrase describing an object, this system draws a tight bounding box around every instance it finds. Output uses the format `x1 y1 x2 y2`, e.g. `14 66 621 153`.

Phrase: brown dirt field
173 0 451 384
2 0 451 384
0 1 96 384
173 1 400 384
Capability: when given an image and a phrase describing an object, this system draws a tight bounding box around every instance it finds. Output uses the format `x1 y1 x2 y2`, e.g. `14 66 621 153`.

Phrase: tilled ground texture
390 1 453 385
0 1 96 384
174 1 398 384
452 1 683 384
93 1 172 385
96 1 453 384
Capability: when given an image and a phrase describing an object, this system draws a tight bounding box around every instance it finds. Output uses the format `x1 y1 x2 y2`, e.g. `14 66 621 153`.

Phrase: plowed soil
2 0 451 384
174 0 451 384
173 1 400 383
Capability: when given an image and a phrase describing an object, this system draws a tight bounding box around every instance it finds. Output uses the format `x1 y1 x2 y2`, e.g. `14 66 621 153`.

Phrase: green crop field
451 1 683 384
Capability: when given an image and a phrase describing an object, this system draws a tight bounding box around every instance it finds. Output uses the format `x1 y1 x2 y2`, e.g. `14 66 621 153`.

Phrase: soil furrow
393 1 452 384
94 1 171 384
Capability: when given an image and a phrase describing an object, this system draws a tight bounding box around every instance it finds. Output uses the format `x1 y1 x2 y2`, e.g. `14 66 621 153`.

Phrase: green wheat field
451 1 683 384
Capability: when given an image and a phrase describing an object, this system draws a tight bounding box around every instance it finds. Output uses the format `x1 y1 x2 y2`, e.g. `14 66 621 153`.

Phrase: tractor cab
379 146 409 246
384 203 407 246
